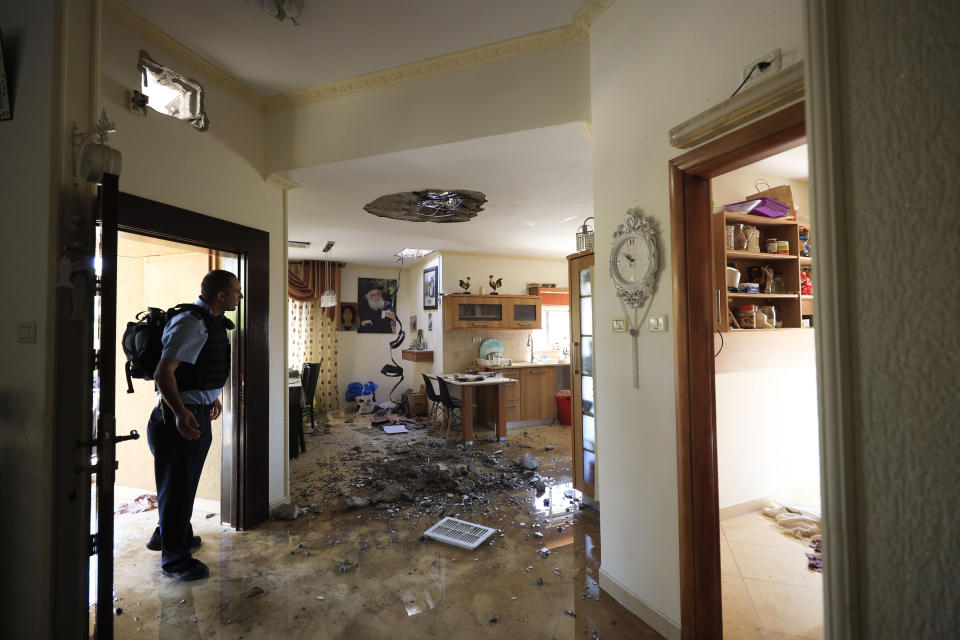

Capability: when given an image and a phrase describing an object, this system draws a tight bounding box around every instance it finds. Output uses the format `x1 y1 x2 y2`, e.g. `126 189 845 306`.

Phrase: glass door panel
582 414 596 451
581 337 593 376
579 296 592 335
581 376 594 415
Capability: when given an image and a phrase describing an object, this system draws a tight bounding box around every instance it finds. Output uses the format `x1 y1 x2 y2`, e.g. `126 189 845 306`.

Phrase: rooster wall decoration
488 275 502 294
458 277 471 293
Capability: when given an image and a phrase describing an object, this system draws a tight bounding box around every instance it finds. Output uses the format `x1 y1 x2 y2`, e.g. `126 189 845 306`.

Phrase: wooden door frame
669 102 806 638
116 193 270 529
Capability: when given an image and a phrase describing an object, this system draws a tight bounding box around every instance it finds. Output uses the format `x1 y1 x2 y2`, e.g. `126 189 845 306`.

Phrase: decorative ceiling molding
264 25 588 111
104 0 266 111
573 0 617 30
105 0 608 114
266 173 301 190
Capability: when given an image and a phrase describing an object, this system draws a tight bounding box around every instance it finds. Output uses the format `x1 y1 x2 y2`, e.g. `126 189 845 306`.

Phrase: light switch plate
472 336 482 343
17 322 37 343
648 315 668 333
611 317 627 333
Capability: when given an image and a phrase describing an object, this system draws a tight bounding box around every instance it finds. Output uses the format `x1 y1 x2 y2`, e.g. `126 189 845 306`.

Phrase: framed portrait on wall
339 302 358 331
357 277 398 334
0 31 11 121
422 266 438 310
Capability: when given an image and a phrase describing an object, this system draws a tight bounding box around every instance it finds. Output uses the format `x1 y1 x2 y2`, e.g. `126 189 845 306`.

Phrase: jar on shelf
726 225 735 250
745 227 761 252
759 305 777 327
766 238 779 254
736 305 757 329
733 224 747 250
777 240 790 254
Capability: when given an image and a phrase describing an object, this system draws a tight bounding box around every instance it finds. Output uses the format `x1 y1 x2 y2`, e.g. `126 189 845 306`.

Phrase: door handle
715 289 721 325
530 369 547 375
516 322 532 326
506 403 518 408
472 322 489 326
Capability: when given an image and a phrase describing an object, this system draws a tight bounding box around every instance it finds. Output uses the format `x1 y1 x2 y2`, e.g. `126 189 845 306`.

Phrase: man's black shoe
161 560 209 582
146 527 201 551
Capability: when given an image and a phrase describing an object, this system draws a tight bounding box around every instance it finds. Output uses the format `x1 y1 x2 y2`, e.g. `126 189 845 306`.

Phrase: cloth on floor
761 500 821 539
115 493 158 514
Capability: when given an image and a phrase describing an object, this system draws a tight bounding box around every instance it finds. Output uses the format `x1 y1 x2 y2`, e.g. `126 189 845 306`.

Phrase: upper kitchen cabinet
443 294 542 330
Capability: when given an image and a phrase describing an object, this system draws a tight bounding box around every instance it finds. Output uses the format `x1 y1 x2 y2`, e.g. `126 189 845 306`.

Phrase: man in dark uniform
146 270 242 581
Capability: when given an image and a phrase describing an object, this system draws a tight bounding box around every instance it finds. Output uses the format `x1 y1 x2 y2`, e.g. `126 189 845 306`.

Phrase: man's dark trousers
147 401 212 572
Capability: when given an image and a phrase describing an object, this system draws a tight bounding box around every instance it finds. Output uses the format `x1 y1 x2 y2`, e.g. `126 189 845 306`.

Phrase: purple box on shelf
723 197 791 218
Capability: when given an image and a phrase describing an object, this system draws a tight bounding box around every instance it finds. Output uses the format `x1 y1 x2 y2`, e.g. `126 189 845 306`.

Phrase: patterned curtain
289 298 340 413
288 260 342 328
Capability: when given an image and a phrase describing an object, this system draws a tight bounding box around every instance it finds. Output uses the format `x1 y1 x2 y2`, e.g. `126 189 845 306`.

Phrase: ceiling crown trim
104 0 266 110
573 0 617 30
263 24 588 112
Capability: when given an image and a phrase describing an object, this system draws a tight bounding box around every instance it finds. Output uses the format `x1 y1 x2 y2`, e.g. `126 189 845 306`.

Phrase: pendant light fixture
319 241 337 308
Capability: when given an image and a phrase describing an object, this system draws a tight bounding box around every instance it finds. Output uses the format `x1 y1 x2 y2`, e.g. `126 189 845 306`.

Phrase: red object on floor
555 390 572 425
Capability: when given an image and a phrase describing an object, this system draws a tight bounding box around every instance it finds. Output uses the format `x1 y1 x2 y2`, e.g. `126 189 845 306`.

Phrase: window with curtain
288 261 342 414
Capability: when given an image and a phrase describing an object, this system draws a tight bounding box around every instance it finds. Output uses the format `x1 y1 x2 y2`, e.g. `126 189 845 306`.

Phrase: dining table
438 374 518 445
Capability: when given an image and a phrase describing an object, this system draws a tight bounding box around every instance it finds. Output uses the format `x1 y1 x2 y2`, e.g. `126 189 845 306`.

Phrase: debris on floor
115 494 157 514
382 424 408 434
424 516 496 549
806 538 823 573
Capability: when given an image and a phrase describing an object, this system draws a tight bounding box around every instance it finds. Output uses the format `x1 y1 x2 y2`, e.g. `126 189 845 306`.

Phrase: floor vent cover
424 517 496 550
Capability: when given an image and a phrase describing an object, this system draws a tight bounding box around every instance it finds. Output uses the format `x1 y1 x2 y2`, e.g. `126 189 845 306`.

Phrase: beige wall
265 42 590 173
100 15 288 504
812 1 959 637
589 0 804 630
115 236 224 502
0 2 59 635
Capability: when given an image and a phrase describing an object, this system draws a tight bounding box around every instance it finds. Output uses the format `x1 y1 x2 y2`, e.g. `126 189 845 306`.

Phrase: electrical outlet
472 336 482 343
742 48 782 83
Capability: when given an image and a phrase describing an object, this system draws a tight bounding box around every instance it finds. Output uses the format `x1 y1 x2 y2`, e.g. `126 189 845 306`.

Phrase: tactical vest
172 307 232 392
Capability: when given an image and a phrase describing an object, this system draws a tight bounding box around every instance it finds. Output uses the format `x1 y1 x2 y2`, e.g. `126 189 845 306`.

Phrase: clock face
613 234 653 286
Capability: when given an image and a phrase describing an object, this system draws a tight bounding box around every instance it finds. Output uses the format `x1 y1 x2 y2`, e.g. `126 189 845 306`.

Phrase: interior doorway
669 102 816 638
711 145 824 638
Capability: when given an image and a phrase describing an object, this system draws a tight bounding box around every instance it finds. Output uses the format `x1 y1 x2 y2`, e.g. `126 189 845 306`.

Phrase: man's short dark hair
201 270 237 299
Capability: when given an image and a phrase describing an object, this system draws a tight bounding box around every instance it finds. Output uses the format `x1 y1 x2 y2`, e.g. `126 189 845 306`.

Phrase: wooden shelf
727 250 797 261
800 295 814 300
728 293 799 299
401 349 433 362
724 211 798 227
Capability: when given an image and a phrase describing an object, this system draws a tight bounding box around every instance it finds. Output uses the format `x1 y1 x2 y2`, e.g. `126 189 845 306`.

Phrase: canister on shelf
745 227 761 253
759 305 777 327
778 240 790 254
726 225 735 250
736 305 757 329
766 238 779 253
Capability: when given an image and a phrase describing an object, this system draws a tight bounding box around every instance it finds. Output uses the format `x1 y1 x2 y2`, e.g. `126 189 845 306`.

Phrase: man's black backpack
120 304 207 393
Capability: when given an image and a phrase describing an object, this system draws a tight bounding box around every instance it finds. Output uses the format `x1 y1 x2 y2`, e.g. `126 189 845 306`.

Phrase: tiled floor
720 511 823 639
105 420 658 639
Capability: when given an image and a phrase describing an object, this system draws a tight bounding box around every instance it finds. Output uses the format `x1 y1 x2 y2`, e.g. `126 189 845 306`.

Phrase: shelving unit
714 209 813 331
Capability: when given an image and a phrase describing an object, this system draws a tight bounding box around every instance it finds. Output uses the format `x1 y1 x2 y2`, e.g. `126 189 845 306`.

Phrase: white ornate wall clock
609 208 660 388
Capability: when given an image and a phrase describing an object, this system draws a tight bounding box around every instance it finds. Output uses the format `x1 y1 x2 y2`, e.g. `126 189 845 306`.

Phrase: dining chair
434 377 463 441
421 374 446 428
299 360 322 452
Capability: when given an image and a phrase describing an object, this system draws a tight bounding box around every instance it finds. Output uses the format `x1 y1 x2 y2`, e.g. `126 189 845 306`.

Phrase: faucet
526 333 534 362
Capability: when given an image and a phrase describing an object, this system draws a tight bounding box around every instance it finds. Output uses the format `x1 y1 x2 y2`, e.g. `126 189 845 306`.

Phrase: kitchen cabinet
499 368 522 422
568 249 596 500
443 294 542 330
477 364 567 425
520 367 554 420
